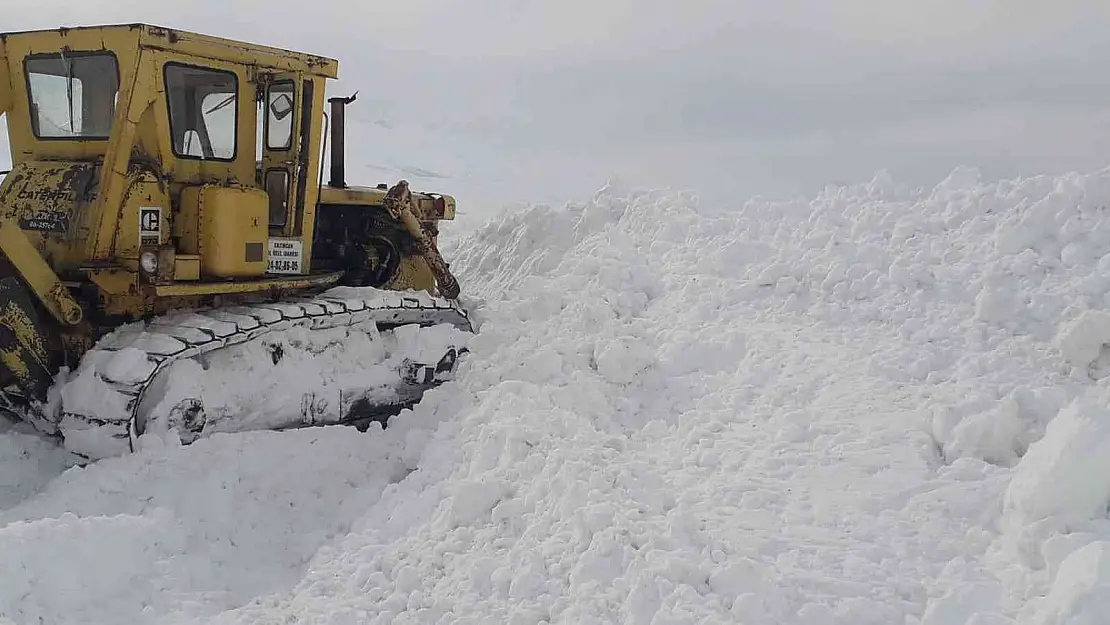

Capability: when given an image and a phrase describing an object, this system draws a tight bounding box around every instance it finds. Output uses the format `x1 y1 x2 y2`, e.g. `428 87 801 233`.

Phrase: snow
0 425 426 624
1023 541 1110 625
1003 391 1110 528
7 164 1110 622
0 418 75 510
133 321 470 442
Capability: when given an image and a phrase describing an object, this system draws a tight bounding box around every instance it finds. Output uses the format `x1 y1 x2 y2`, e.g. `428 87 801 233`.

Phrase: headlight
140 251 159 275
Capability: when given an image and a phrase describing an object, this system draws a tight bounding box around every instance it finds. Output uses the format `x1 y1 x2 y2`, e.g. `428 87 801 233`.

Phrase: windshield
165 63 238 161
25 52 119 140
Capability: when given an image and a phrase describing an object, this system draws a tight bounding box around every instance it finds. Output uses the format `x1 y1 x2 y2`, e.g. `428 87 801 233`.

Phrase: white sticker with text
267 238 303 274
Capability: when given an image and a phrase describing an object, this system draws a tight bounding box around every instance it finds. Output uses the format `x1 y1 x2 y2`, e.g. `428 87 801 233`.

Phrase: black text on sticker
267 238 303 274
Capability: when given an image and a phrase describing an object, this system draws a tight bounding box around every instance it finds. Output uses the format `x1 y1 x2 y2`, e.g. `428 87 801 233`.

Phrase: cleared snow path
6 167 1110 623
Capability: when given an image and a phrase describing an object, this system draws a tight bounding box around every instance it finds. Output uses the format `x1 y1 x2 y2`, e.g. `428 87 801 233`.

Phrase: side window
265 80 295 150
265 169 289 227
164 63 238 160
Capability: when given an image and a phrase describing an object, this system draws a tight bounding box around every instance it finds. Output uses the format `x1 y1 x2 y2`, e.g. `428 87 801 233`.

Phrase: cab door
260 72 308 236
260 72 313 274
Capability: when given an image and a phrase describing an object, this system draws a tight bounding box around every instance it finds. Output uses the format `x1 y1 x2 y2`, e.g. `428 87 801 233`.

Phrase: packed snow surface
6 165 1110 623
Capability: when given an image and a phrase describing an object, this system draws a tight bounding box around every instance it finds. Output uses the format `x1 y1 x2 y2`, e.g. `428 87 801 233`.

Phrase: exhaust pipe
327 92 358 189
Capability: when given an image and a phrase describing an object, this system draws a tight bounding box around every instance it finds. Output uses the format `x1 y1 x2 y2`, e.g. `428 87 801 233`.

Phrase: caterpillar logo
139 207 161 245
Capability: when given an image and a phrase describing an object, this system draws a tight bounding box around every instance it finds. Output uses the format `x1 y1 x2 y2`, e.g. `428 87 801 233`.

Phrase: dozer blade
51 286 474 460
0 275 61 433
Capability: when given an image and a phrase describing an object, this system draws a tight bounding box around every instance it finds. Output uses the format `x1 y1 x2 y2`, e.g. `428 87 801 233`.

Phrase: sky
3 1 1110 228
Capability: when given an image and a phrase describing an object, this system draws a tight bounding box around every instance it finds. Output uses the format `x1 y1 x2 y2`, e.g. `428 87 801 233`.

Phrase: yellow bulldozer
0 24 472 459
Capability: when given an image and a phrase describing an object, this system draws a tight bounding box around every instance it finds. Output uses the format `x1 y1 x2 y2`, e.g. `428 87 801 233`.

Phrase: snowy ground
5 166 1110 623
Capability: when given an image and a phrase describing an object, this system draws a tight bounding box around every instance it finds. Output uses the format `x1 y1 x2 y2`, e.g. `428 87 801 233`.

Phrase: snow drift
4 165 1110 623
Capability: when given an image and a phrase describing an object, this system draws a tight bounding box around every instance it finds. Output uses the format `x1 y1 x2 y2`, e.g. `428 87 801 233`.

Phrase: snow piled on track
6 165 1110 623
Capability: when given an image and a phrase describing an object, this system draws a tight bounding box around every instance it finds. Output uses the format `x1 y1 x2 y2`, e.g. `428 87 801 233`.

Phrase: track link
15 286 471 460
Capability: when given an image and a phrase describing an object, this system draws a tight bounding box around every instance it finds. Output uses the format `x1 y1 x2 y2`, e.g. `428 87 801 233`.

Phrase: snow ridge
4 166 1110 623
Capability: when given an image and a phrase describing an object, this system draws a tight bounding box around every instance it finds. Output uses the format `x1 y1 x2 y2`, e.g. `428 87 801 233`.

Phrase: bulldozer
0 24 473 460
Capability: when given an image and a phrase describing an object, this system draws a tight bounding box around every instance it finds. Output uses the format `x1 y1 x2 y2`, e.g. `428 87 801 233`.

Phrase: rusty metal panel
0 24 338 78
138 25 338 78
0 161 98 237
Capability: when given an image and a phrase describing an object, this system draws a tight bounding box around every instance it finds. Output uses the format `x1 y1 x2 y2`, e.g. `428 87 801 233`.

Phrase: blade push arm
382 180 461 299
0 221 83 326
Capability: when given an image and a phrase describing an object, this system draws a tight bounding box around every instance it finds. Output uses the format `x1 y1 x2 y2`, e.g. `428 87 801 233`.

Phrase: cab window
265 80 295 150
164 63 238 160
25 52 119 139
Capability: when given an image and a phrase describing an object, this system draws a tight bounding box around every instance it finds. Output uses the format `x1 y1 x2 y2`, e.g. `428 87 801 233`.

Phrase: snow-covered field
5 165 1110 623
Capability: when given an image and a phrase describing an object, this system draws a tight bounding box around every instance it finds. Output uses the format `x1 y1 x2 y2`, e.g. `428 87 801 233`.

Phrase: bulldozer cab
0 22 460 316
0 25 336 268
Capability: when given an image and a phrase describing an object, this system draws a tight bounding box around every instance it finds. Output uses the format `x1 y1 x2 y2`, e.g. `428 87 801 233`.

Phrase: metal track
12 287 472 460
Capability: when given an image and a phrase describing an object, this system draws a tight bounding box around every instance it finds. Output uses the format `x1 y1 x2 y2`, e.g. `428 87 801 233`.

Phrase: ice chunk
1026 541 1110 625
1057 310 1110 369
1005 392 1110 527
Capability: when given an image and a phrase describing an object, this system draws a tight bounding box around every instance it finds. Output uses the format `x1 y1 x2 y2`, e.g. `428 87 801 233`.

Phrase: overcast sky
3 1 1110 225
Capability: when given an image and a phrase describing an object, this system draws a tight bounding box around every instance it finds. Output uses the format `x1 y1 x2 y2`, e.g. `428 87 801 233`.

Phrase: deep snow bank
220 166 1110 624
5 166 1110 623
